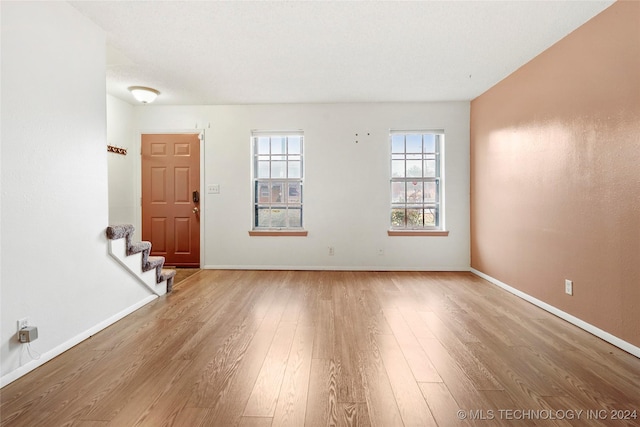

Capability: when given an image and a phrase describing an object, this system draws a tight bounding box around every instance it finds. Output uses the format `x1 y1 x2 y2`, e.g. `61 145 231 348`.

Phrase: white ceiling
69 1 614 106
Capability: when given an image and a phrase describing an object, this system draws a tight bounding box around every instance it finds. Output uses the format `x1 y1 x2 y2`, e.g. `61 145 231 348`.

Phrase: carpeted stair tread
160 269 176 279
106 224 134 240
144 256 165 272
128 241 151 255
161 269 176 292
128 241 151 265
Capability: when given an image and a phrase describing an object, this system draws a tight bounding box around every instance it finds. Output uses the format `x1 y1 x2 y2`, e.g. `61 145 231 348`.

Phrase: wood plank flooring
1 270 639 426
165 268 201 286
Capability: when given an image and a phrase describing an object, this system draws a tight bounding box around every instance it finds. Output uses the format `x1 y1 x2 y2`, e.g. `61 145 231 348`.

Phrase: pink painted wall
470 1 639 347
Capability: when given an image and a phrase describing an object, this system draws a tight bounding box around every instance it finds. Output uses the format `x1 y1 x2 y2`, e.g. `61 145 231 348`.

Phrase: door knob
192 207 199 214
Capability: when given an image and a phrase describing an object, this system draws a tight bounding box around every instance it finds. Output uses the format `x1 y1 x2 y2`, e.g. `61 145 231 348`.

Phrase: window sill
249 230 308 237
387 230 449 237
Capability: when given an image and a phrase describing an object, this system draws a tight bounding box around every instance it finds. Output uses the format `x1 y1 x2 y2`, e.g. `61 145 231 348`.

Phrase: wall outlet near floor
565 279 573 296
19 326 38 343
377 248 384 256
17 317 29 332
328 246 335 256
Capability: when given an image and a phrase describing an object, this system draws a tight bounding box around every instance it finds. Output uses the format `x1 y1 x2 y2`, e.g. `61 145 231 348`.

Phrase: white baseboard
202 264 470 272
0 295 157 388
470 268 640 358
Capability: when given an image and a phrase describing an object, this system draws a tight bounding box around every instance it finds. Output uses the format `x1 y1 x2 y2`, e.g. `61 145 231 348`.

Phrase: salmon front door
142 133 200 267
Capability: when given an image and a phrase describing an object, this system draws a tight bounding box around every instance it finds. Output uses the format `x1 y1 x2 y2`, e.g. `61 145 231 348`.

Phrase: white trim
390 128 445 135
470 268 640 358
251 129 304 137
0 295 157 388
199 130 206 268
203 265 470 272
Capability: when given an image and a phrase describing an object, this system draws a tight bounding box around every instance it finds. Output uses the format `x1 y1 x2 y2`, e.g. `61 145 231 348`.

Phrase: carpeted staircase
106 224 176 295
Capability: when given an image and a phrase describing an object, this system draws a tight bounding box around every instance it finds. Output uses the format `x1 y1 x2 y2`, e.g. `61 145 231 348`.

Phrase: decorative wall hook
107 145 127 155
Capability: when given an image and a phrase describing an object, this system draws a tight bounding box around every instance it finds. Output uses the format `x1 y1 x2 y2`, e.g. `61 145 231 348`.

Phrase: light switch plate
207 184 220 194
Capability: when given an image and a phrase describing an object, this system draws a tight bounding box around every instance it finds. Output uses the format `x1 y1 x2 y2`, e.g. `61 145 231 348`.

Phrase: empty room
1 1 639 426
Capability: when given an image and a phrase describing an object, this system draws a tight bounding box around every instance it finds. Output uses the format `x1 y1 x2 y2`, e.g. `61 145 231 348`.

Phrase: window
252 131 304 230
390 130 444 230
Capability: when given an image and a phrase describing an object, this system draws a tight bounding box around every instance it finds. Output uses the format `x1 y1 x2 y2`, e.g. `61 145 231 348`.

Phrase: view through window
390 130 444 230
253 131 304 230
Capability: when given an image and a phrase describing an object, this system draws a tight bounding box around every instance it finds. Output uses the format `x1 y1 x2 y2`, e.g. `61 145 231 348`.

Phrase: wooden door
142 134 200 267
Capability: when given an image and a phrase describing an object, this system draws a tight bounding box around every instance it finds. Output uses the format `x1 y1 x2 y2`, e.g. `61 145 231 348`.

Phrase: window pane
287 182 301 203
391 208 405 227
257 182 270 203
407 181 423 203
424 181 437 202
271 137 286 154
406 134 422 153
287 208 302 227
288 137 301 154
257 160 270 178
407 209 423 227
271 182 284 203
424 207 438 227
271 208 286 227
391 182 405 203
288 160 301 178
271 161 286 178
423 134 436 153
257 137 270 154
391 135 405 153
406 160 422 177
424 158 436 177
392 159 405 177
256 207 270 227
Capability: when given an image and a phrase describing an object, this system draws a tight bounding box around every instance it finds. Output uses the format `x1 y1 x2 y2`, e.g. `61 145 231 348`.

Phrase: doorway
141 133 200 267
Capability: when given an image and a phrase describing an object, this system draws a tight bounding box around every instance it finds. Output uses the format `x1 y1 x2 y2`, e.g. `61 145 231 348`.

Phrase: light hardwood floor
1 271 639 426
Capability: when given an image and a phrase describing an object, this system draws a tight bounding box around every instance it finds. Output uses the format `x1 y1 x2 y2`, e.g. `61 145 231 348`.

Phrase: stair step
161 269 176 293
144 256 165 272
106 224 134 240
106 224 175 295
160 269 177 280
128 241 151 255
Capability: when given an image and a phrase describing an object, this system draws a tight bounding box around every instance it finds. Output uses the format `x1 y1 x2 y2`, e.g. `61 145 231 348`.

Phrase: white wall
1 2 153 385
134 103 470 270
107 95 139 237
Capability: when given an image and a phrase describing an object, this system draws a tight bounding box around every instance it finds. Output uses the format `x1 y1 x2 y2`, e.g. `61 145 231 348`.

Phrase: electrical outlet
377 248 384 256
328 246 335 256
565 279 573 296
19 327 38 343
17 317 29 332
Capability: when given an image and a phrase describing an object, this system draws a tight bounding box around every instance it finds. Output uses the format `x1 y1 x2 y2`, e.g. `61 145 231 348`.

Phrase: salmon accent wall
470 1 639 348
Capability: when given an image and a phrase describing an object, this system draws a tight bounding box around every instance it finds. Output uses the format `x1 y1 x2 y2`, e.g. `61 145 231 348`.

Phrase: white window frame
389 130 445 231
252 130 304 231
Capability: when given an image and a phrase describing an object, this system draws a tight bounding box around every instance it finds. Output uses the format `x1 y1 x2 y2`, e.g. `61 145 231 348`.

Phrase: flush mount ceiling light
128 86 160 104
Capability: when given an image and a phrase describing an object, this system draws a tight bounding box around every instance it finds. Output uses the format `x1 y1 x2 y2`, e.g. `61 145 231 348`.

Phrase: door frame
134 129 205 268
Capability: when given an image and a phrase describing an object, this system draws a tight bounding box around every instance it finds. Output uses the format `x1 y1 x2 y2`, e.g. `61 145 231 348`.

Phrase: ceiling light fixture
128 86 160 104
